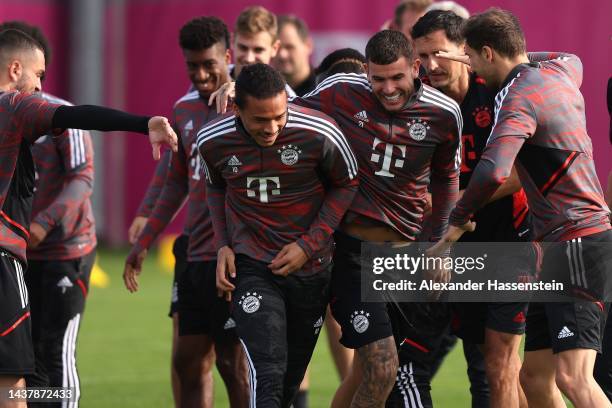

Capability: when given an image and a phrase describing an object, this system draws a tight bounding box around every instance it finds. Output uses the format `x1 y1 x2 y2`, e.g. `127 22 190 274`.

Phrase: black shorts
25 250 95 389
168 234 188 318
539 229 612 302
0 250 34 376
388 302 450 364
525 229 612 354
451 302 528 344
525 301 608 353
386 359 433 408
330 231 394 349
177 259 234 339
231 254 330 407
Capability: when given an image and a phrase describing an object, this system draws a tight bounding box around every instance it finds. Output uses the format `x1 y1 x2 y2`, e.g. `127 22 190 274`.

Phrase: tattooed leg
351 336 398 408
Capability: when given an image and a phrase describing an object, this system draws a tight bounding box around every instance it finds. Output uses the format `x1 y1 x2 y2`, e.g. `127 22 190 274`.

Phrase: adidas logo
557 326 574 339
313 316 323 328
57 276 73 294
227 155 242 166
57 277 73 288
224 318 236 330
353 110 369 122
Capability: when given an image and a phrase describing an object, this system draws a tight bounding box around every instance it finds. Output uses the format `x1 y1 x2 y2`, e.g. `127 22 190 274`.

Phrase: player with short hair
0 27 176 405
274 15 316 96
232 6 280 78
123 16 248 407
198 63 358 407
297 30 461 407
209 5 296 115
412 10 535 407
0 20 97 405
433 8 612 408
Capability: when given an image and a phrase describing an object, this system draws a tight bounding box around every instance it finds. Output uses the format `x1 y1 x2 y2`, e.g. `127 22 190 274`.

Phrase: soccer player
210 6 295 114
0 20 97 404
123 17 248 407
433 8 612 408
0 28 176 406
209 30 462 408
198 63 358 407
231 6 279 78
274 15 316 96
412 10 532 407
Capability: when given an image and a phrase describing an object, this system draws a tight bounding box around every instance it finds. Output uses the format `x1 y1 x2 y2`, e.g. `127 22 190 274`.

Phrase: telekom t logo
247 177 280 203
370 137 407 178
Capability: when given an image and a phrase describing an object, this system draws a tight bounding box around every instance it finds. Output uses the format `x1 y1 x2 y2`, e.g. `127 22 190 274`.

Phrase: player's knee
485 352 516 380
174 346 214 381
215 353 247 386
554 364 588 399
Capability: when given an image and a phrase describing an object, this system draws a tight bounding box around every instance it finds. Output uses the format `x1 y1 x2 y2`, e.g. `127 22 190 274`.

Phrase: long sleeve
296 131 359 258
527 52 582 87
126 139 188 264
201 154 229 251
7 92 60 144
290 73 369 115
32 129 94 232
52 105 150 134
429 123 461 241
135 151 171 217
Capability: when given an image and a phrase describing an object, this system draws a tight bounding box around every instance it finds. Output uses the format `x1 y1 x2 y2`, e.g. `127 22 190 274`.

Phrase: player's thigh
0 252 34 376
177 260 217 337
331 231 394 349
232 255 289 370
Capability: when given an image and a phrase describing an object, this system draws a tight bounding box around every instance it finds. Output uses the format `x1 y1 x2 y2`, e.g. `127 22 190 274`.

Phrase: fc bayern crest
239 292 262 314
473 106 492 128
277 144 302 166
350 310 371 334
407 119 430 141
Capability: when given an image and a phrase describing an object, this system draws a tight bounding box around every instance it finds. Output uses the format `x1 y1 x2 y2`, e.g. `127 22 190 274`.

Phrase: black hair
235 63 287 109
0 22 49 63
179 16 230 51
365 30 414 64
411 10 465 44
316 48 366 75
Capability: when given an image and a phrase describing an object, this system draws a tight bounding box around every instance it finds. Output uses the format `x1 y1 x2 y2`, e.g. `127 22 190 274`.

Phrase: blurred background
2 0 610 247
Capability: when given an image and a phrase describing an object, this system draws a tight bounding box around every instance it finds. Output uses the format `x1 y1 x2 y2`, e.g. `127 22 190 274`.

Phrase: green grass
78 248 473 407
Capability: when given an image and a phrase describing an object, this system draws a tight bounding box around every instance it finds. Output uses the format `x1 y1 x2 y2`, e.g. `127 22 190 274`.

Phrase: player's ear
232 102 240 117
482 46 494 63
8 60 22 83
411 57 421 77
225 48 231 65
271 39 281 57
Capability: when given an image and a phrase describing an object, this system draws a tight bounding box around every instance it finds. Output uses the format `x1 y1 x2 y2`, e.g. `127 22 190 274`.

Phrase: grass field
77 248 474 407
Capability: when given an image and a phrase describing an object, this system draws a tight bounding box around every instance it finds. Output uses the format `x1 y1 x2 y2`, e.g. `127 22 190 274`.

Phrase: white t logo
370 137 406 178
247 177 281 203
